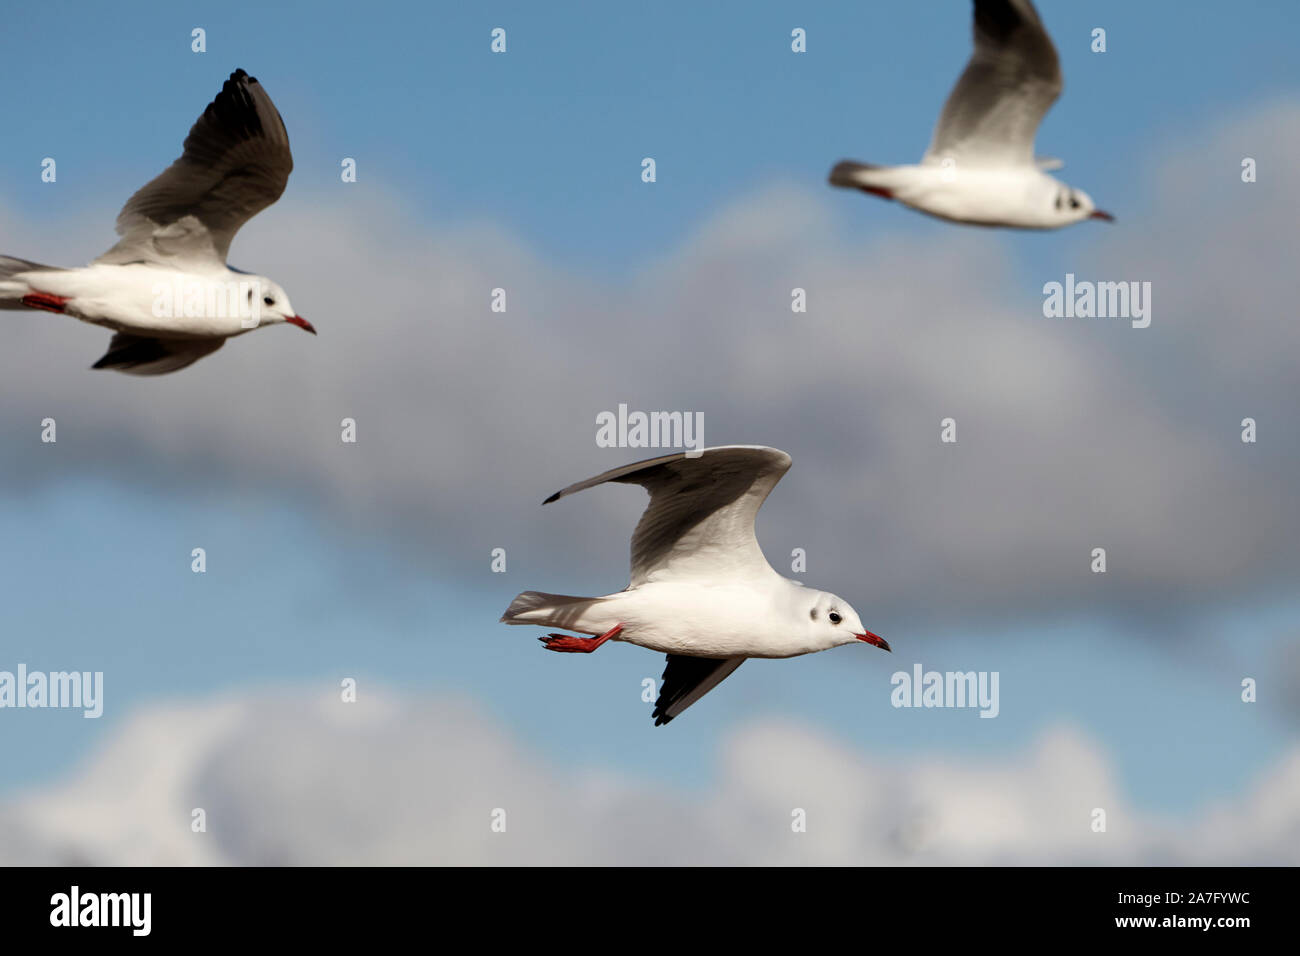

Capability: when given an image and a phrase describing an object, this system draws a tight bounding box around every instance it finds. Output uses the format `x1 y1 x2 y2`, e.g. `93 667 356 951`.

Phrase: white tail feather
500 591 600 630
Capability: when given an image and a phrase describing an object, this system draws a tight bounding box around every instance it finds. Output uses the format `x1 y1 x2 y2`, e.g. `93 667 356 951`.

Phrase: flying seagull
828 0 1113 228
501 446 892 726
0 68 313 375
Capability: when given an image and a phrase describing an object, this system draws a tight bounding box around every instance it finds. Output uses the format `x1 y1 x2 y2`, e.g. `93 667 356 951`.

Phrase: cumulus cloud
3 687 1296 865
1 103 1296 627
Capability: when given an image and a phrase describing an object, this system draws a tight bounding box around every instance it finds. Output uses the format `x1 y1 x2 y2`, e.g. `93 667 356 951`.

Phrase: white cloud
3 688 1296 865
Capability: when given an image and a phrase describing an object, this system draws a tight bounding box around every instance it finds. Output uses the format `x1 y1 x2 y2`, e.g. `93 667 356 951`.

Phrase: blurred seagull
501 446 892 726
0 69 313 375
829 0 1113 228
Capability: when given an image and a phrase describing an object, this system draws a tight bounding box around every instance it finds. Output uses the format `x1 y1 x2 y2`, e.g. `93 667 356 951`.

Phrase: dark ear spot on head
809 607 818 621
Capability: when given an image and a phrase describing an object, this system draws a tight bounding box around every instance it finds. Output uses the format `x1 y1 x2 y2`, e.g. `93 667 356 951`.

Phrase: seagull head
252 277 315 334
807 591 890 653
1052 185 1113 225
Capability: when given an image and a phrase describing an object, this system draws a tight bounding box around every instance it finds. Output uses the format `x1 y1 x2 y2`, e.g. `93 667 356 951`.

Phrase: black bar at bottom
0 865 1279 941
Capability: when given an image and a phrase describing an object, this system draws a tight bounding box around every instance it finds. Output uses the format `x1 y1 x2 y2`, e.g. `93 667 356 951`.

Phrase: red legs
21 291 70 314
858 185 894 200
540 623 624 654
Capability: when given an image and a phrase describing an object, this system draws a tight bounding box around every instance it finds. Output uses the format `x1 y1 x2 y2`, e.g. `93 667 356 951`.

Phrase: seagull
501 446 892 726
0 69 313 375
828 0 1113 229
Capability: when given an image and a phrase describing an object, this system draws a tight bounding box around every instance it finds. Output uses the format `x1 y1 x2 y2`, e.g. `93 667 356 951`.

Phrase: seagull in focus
829 0 1113 228
0 68 313 375
501 446 892 726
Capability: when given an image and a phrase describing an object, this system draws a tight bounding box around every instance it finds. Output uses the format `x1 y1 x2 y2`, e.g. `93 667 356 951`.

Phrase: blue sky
3 481 1293 814
5 1 1297 273
1 0 1298 844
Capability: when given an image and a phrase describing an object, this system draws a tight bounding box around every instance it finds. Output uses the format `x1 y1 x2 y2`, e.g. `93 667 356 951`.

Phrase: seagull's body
512 579 855 660
501 446 892 725
829 0 1113 229
0 69 313 375
831 162 1084 230
7 262 253 337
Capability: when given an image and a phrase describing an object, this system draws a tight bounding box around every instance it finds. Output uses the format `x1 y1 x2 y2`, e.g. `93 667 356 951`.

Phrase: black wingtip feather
973 0 1037 41
651 699 677 726
93 337 168 371
542 491 561 505
651 655 741 727
197 68 265 143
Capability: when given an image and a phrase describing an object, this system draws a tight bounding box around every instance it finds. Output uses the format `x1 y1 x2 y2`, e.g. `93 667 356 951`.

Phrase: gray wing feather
652 655 746 726
97 69 292 266
925 0 1062 167
92 333 225 376
544 445 791 585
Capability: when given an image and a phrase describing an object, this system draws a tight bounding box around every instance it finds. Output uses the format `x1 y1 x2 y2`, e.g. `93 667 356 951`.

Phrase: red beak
1089 210 1115 222
856 630 892 652
286 315 317 335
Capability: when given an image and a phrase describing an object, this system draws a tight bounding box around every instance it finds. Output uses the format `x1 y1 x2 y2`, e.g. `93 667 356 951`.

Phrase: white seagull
0 69 313 375
828 0 1113 229
501 446 892 726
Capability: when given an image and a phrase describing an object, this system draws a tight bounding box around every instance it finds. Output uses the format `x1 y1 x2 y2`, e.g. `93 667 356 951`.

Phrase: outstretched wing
92 333 225 376
924 0 1061 168
96 69 292 267
543 445 791 586
652 655 746 726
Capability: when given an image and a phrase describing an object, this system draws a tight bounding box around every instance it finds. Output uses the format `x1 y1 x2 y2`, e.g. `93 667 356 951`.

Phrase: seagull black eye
263 296 274 306
829 611 842 625
1069 196 1080 210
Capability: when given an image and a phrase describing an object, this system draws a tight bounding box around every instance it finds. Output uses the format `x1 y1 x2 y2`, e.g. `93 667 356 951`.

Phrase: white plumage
502 446 891 726
0 69 314 375
829 0 1113 229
